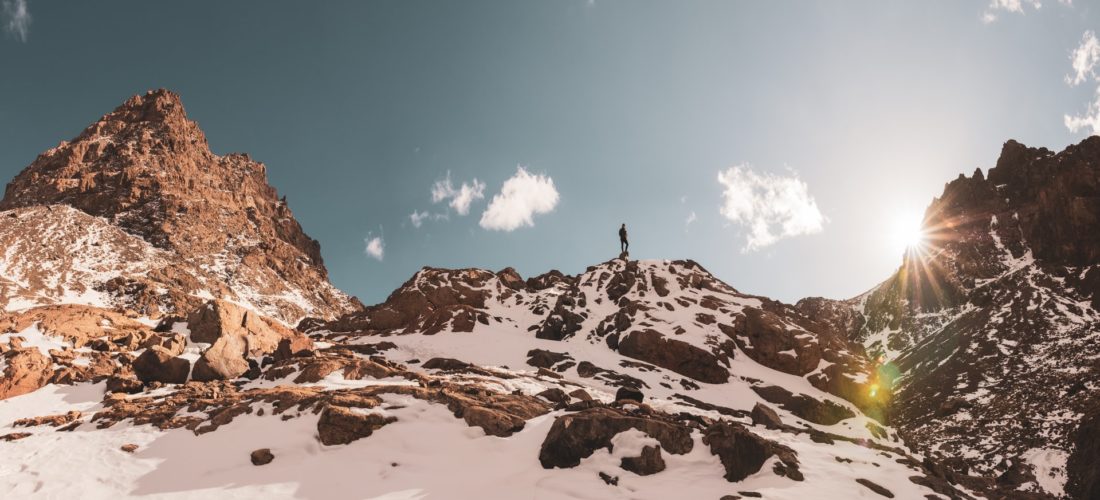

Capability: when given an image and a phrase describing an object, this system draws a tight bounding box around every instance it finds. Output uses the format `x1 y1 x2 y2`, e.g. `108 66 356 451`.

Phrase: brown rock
462 406 527 437
316 405 397 446
856 478 895 498
250 448 274 466
750 403 783 429
539 407 693 469
617 329 729 383
1 432 31 441
703 421 801 482
105 375 145 394
132 346 190 384
0 348 52 400
620 445 666 476
191 334 249 382
121 444 139 453
187 300 309 358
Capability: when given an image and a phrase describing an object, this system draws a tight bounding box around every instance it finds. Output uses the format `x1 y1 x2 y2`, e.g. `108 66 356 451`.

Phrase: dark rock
569 389 593 401
615 387 644 404
620 445 666 476
598 471 619 486
250 448 274 466
526 349 571 369
703 421 801 482
539 407 693 469
617 329 729 383
856 478 895 498
537 388 570 404
105 375 144 394
316 405 397 445
751 385 854 425
750 403 782 429
132 346 190 384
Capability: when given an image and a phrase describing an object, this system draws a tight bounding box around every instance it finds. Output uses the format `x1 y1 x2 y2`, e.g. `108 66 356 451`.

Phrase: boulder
620 445 666 476
526 349 571 369
0 348 52 400
703 421 802 482
617 329 729 383
615 387 644 404
316 405 397 446
539 407 693 469
250 448 274 466
750 403 783 429
855 478 894 498
105 374 144 394
461 406 527 437
191 334 249 381
537 388 570 404
751 385 854 425
132 346 190 384
187 299 308 357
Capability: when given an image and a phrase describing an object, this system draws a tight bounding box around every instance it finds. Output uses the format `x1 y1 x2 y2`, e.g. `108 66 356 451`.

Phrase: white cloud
431 172 485 215
479 166 560 231
717 164 826 251
2 0 30 42
685 211 697 228
981 0 1043 23
1065 31 1100 136
409 210 448 228
1065 86 1100 134
364 235 384 261
1068 31 1100 87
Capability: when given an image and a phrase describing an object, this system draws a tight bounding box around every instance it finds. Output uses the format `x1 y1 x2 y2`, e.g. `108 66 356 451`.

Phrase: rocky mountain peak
0 90 359 323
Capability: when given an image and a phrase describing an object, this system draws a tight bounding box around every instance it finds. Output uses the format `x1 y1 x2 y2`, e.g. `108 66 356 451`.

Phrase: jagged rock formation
0 89 359 324
802 137 1100 498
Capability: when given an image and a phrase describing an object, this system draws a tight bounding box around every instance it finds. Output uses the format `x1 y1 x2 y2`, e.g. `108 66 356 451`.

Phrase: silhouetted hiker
619 223 629 253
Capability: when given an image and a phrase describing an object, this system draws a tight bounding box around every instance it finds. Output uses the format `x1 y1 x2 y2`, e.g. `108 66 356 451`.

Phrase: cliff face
814 137 1100 498
0 90 360 323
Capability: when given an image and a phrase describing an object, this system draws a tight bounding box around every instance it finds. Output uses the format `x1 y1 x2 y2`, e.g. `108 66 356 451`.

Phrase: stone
190 334 249 381
750 403 783 429
0 349 52 400
539 407 693 469
856 478 895 498
615 387 644 404
620 445 666 476
703 421 802 482
132 346 190 384
617 329 729 383
250 448 274 466
316 405 397 446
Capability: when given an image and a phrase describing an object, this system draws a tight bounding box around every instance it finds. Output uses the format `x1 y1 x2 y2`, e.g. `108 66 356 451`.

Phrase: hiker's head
621 223 625 227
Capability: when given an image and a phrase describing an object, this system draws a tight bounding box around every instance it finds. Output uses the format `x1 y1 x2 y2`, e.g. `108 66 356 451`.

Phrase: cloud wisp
431 172 486 216
479 166 560 231
717 165 826 252
409 210 447 228
2 0 30 42
1066 31 1100 135
364 233 385 261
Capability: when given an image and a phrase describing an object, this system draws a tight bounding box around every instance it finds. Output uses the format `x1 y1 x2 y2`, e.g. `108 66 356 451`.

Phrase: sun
889 209 928 254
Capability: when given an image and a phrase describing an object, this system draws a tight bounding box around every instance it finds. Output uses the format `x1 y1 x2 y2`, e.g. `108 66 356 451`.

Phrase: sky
1 1 1097 306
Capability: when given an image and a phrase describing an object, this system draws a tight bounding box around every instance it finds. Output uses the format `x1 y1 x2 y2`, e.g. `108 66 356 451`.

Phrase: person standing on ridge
619 223 629 253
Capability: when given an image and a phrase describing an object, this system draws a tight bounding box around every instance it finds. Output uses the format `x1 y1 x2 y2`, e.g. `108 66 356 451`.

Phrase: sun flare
889 209 928 254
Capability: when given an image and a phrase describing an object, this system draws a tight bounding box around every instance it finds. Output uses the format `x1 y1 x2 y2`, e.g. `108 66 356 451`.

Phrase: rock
703 421 801 482
132 346 190 384
187 300 309 358
598 472 619 486
935 398 973 418
105 375 145 394
615 387 644 404
421 357 473 371
539 407 693 469
120 444 139 453
316 405 397 446
724 308 822 376
461 406 527 437
526 349 571 369
537 388 570 404
856 478 895 498
250 448 274 466
190 334 249 381
569 389 593 401
0 432 31 441
620 445 666 475
273 336 314 361
751 385 854 425
0 348 52 400
750 403 783 429
617 329 729 383
14 410 82 427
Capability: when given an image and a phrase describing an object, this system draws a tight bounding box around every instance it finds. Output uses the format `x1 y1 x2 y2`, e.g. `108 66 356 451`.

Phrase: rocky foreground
1 90 1098 499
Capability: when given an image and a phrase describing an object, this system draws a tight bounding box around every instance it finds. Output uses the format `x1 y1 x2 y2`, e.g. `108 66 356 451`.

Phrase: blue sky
1 1 1097 305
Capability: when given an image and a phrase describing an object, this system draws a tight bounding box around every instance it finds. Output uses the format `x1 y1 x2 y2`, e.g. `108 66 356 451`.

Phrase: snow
0 322 70 357
1020 448 1068 496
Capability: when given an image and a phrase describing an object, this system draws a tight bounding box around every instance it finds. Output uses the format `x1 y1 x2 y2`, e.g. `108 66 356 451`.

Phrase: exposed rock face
806 137 1100 497
0 90 358 323
703 421 802 482
132 346 190 384
316 405 397 446
538 407 694 469
620 445 666 476
0 349 52 400
618 329 729 383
